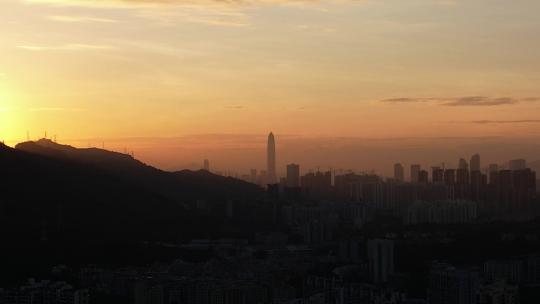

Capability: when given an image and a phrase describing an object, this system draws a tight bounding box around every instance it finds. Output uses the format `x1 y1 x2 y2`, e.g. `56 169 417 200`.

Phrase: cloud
29 107 86 112
25 0 323 8
380 96 539 107
443 96 517 106
380 98 430 103
28 0 340 28
297 24 336 33
224 105 245 109
17 44 115 51
47 15 118 23
522 97 540 102
471 120 540 124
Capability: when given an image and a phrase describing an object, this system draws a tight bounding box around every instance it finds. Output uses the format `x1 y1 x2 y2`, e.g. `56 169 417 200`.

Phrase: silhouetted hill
15 139 262 202
0 142 265 282
0 143 182 241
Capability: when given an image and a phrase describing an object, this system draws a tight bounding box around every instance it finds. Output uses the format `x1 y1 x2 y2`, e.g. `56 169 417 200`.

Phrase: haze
1 0 540 175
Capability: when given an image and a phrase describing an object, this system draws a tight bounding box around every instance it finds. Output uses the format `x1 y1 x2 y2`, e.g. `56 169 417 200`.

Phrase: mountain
0 141 265 281
0 142 182 241
15 139 263 202
2 139 263 243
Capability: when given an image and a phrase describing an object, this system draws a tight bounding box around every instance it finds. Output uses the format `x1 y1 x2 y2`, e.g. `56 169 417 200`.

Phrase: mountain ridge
15 139 263 202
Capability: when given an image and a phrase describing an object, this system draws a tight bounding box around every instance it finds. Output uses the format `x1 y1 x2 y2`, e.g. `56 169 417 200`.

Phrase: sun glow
0 88 22 146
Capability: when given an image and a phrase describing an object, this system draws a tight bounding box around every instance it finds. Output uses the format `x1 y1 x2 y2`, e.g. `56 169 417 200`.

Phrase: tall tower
267 132 277 184
203 159 210 171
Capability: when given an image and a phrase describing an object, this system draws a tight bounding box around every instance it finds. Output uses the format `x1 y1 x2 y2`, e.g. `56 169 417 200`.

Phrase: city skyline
267 132 277 184
5 133 540 179
15 135 536 183
2 0 540 154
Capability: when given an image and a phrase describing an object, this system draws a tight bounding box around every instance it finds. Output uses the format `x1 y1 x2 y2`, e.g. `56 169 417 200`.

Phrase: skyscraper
419 170 429 184
459 158 469 171
286 163 300 188
411 164 421 183
368 239 394 284
488 164 499 185
428 263 480 304
470 154 480 172
509 159 526 171
267 132 277 184
203 159 210 171
432 167 444 183
394 163 404 182
444 169 456 185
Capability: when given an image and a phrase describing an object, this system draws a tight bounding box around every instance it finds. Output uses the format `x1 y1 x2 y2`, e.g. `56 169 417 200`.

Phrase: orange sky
1 0 540 175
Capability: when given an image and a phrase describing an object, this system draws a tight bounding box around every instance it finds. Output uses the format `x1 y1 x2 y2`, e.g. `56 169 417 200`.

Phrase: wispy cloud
380 97 431 103
29 107 86 112
224 105 245 109
17 44 115 51
521 97 540 102
47 15 118 23
381 96 540 107
28 0 336 28
471 120 540 124
128 4 252 27
25 0 323 8
297 24 336 33
444 96 517 106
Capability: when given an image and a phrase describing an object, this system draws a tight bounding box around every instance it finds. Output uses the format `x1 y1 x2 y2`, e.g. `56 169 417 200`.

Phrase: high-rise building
405 200 478 225
470 170 487 201
419 170 429 184
459 158 469 171
509 159 526 171
411 164 421 183
456 169 470 185
286 163 300 188
368 239 394 284
470 154 480 172
203 159 210 171
394 163 404 182
432 167 444 183
512 168 537 211
301 171 332 199
267 132 277 184
428 263 480 304
444 169 456 185
488 164 499 185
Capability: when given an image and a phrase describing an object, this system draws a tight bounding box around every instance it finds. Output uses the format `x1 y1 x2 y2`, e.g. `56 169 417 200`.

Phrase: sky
1 0 540 176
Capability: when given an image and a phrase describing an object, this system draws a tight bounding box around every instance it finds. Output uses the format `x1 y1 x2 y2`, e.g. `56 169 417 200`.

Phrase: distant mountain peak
15 139 139 169
36 138 55 144
35 138 76 150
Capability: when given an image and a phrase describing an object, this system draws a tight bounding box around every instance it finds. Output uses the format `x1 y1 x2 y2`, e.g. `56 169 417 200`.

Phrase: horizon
6 133 540 179
2 1 540 169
